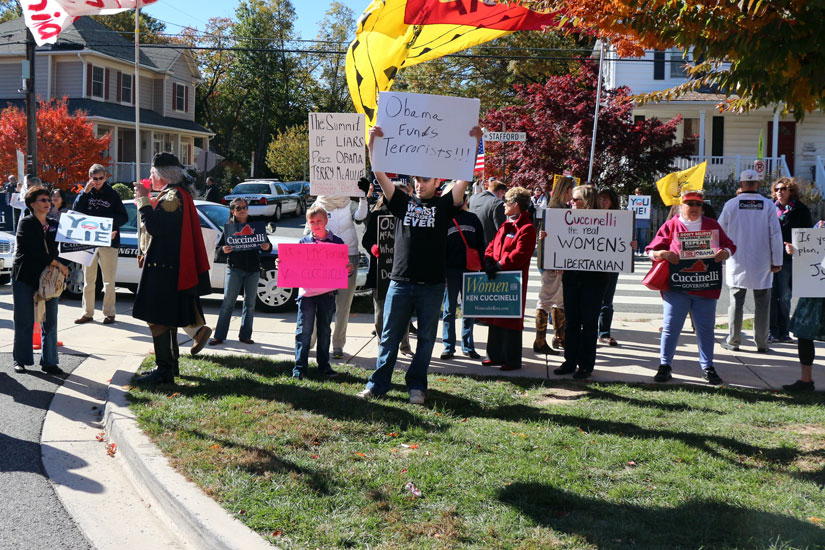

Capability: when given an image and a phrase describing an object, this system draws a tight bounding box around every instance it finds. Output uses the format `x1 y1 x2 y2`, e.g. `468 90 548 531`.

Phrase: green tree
0 0 21 24
265 122 308 180
310 2 355 113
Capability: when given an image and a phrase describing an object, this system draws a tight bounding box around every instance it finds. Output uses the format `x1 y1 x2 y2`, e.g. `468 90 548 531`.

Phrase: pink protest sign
277 243 350 289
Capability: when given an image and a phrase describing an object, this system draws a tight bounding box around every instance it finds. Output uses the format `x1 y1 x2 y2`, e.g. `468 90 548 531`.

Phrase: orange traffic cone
33 322 41 350
32 322 63 350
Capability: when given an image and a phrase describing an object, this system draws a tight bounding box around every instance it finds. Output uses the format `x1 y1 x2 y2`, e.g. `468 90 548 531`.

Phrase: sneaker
409 389 426 405
720 342 739 352
778 335 794 344
782 379 815 392
332 350 345 360
653 364 672 383
598 337 618 346
356 388 377 401
464 350 482 359
13 364 26 373
703 366 723 385
440 351 455 360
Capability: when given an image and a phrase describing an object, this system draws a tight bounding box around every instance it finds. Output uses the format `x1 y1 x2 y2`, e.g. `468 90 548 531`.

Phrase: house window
174 83 185 111
91 66 104 98
121 73 133 103
670 50 689 79
683 118 700 155
711 116 724 160
653 50 665 80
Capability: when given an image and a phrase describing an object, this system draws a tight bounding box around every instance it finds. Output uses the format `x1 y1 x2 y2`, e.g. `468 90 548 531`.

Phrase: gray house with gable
0 16 213 182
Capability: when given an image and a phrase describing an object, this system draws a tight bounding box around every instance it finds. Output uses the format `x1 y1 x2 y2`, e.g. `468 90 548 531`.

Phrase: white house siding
139 75 154 110
0 62 22 98
34 57 48 98
54 60 83 98
166 78 192 121
153 78 164 117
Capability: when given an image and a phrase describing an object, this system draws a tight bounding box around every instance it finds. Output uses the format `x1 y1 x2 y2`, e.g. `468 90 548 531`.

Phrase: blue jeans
441 267 475 354
13 279 58 367
367 281 443 395
770 257 793 338
214 267 259 341
661 290 717 370
598 272 619 338
294 292 336 375
635 224 649 252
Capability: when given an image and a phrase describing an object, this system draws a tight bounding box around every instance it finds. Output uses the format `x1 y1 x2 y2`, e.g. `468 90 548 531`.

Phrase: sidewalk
0 287 813 549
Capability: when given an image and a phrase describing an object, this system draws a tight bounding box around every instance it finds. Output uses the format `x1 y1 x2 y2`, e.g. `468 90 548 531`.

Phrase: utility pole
24 28 37 177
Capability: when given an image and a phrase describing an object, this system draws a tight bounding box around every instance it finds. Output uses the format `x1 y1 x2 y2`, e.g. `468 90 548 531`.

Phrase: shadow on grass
498 482 825 550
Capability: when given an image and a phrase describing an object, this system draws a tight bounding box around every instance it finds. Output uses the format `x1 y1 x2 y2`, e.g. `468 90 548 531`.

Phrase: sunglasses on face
775 187 788 192
233 206 248 211
571 197 584 203
35 197 52 203
91 176 105 181
684 201 704 207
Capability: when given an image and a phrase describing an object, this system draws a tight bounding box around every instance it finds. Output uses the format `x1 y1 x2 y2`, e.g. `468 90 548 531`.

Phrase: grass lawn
129 356 825 549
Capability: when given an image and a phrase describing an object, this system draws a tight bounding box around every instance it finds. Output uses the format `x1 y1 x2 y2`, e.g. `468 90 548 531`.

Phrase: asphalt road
0 352 90 550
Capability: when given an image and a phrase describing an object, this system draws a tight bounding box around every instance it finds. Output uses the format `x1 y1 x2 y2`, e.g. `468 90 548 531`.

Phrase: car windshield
284 182 303 194
197 203 231 230
232 183 271 194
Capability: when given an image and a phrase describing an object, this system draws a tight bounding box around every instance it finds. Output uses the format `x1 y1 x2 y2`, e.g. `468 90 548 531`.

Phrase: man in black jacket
204 177 222 203
73 164 128 325
468 179 506 244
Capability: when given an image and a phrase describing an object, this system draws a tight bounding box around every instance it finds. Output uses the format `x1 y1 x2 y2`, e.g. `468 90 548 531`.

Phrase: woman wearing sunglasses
646 189 736 385
769 178 811 344
209 198 271 346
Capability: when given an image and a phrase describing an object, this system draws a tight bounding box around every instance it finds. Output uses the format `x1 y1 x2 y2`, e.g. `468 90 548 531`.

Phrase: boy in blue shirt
290 205 353 379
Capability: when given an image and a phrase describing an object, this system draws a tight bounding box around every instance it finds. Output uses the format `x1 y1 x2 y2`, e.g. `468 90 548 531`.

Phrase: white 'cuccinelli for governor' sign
541 208 635 273
309 112 366 197
372 91 481 181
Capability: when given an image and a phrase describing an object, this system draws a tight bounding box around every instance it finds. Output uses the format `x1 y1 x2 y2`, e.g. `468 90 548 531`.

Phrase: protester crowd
7 152 823 398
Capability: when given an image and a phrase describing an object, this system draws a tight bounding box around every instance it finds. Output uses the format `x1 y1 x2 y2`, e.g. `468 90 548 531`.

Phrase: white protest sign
541 208 634 273
56 210 113 247
373 91 480 181
309 112 366 197
792 228 825 297
677 230 719 259
627 195 651 219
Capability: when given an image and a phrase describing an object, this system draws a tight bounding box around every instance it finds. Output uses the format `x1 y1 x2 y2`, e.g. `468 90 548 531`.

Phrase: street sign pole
502 124 507 184
484 129 527 185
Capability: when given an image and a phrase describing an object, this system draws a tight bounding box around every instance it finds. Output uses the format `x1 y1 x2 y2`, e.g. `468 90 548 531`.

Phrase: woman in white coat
307 189 368 358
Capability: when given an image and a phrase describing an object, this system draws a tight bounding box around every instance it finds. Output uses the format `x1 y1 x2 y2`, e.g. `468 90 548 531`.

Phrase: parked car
222 180 303 222
282 181 310 202
0 230 13 285
61 201 368 312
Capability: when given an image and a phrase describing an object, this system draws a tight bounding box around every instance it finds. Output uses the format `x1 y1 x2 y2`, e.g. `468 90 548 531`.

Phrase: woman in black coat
12 185 69 374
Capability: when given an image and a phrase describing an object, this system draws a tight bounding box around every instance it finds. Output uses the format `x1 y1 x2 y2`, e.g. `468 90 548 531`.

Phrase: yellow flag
655 162 707 206
345 0 558 131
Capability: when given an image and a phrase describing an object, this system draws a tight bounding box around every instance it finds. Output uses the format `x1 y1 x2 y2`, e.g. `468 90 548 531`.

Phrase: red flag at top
405 0 559 31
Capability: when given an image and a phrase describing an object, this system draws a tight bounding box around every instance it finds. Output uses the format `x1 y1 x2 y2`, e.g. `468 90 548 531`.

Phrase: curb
104 360 273 550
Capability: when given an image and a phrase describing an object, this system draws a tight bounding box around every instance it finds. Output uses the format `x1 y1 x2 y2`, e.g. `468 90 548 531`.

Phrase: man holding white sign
72 164 128 325
356 116 483 405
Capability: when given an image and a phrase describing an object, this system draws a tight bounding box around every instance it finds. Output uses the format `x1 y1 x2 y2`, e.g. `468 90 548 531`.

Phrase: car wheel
273 205 282 222
296 200 304 216
0 274 9 285
256 264 297 312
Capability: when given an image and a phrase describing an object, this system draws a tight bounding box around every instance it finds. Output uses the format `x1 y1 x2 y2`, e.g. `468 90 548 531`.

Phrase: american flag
474 139 485 173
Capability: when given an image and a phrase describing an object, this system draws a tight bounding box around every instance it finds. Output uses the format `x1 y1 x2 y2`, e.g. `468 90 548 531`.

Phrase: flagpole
587 40 605 183
134 6 141 181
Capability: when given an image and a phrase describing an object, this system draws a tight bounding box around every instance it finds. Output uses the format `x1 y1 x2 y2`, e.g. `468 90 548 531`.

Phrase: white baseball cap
740 169 760 182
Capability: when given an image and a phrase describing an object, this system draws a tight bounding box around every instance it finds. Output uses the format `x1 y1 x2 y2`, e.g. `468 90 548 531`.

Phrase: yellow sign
553 174 581 192
655 162 707 206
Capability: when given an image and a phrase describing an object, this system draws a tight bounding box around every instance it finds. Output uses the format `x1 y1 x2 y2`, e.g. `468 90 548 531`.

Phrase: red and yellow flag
346 0 559 127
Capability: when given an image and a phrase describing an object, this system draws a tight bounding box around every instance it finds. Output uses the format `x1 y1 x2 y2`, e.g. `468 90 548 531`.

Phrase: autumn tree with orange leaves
0 98 111 191
519 0 825 120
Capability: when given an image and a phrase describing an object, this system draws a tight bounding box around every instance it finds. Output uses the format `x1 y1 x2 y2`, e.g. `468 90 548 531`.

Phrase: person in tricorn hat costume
132 152 211 384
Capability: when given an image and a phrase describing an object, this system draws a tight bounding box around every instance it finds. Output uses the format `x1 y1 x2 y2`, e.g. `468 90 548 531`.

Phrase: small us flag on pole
474 139 485 174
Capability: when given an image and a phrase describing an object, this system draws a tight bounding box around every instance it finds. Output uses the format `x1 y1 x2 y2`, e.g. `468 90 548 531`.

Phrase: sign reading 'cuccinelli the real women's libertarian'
309 112 366 197
223 222 268 251
540 209 634 273
462 271 522 318
668 230 722 291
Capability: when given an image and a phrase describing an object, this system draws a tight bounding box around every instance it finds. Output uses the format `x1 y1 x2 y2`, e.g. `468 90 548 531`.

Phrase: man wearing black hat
132 152 212 383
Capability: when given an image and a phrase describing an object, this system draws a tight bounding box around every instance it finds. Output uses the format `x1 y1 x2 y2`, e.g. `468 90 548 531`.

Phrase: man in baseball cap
717 169 783 353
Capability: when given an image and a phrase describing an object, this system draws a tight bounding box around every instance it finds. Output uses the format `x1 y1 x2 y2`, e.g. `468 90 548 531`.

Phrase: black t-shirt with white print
387 189 459 284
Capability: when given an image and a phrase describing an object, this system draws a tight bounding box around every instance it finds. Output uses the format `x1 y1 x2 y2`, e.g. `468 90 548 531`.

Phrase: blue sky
143 0 367 40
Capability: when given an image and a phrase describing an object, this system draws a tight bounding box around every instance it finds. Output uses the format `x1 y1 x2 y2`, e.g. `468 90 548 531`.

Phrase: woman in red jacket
481 187 536 371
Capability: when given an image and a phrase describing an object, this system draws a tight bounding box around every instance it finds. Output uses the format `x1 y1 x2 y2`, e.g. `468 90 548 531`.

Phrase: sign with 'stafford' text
309 112 366 197
540 208 634 273
373 91 481 181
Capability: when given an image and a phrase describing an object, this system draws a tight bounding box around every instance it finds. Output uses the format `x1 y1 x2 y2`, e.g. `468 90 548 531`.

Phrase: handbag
642 259 670 291
34 233 66 322
453 219 482 272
